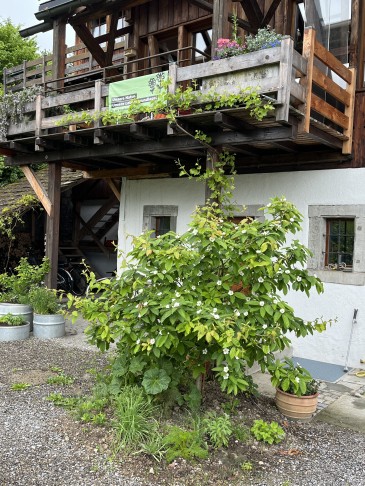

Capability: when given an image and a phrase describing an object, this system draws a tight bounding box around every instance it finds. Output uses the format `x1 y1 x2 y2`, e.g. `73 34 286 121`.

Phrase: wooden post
211 0 230 58
45 163 61 289
299 28 316 133
342 67 356 155
276 37 294 123
52 18 67 90
35 94 45 151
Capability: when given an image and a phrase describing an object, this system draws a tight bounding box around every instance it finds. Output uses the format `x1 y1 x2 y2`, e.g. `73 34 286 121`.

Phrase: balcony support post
45 162 61 289
299 27 315 134
276 37 294 123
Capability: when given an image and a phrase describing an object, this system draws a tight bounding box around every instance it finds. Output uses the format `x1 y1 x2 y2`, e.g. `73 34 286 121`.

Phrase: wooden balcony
1 28 356 174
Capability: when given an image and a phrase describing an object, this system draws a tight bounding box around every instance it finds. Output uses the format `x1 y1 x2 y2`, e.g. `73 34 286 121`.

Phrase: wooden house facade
1 0 365 366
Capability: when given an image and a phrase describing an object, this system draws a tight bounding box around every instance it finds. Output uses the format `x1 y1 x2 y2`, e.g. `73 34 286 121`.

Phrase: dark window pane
326 218 354 267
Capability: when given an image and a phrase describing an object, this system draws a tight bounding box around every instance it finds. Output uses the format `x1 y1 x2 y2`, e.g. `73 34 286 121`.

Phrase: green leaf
142 368 171 395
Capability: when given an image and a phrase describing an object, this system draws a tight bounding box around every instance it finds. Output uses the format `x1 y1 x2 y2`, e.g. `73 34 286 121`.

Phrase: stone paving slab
315 394 365 433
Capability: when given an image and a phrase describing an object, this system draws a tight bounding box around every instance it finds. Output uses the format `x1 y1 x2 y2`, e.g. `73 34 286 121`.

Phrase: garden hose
355 370 365 378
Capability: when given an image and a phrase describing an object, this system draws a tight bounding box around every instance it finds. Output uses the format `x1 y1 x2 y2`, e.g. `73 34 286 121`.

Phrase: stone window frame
308 205 365 285
143 205 178 234
231 205 265 222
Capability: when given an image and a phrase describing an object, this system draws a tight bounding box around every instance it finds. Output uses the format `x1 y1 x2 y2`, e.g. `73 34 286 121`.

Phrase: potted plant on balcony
28 286 65 339
269 357 319 420
0 257 50 331
0 313 30 341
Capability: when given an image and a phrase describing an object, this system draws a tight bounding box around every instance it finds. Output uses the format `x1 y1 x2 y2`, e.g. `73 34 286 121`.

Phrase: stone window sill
308 269 365 286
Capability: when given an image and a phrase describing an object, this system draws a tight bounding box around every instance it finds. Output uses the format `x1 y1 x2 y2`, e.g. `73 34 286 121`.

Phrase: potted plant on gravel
0 257 50 331
0 313 30 341
269 357 319 420
28 286 65 339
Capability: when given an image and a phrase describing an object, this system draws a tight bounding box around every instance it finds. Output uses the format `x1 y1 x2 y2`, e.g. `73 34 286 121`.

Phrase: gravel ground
0 336 365 486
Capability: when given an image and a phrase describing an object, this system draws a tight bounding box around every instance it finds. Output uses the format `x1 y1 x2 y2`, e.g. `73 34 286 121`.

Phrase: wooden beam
21 165 52 216
83 166 151 178
214 111 254 131
45 163 61 289
71 23 107 67
187 0 213 12
78 195 119 240
239 0 263 29
74 211 110 256
7 126 296 165
261 0 282 28
105 178 121 201
105 11 120 66
147 35 162 73
342 67 356 155
212 0 230 57
299 28 315 133
52 19 66 88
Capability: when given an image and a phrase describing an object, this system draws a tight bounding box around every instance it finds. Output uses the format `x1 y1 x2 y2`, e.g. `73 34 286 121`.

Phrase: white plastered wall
118 168 365 368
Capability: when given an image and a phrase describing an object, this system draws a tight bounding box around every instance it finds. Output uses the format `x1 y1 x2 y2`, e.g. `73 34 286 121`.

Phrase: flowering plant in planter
269 357 319 397
214 26 284 60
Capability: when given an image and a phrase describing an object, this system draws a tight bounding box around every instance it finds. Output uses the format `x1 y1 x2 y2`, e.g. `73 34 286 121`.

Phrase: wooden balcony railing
2 28 356 157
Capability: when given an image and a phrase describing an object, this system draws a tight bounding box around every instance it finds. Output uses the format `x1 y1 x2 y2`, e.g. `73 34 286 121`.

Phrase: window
325 218 354 268
151 216 171 237
308 205 365 285
143 205 178 237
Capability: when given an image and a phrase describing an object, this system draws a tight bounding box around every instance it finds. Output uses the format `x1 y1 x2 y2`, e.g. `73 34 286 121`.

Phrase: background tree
0 19 38 82
0 19 39 186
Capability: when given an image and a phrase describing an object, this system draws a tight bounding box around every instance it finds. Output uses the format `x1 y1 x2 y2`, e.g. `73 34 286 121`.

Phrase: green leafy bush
203 412 233 448
0 314 25 326
164 426 208 463
269 357 319 397
250 419 285 444
29 286 61 315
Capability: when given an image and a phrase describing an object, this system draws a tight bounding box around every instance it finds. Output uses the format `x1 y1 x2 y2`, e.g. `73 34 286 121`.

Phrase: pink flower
217 38 231 48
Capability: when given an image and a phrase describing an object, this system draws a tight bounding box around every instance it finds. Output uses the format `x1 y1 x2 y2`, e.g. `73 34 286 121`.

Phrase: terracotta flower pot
275 388 318 421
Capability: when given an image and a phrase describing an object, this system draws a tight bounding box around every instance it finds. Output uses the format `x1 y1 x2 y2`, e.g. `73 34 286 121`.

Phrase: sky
0 0 73 52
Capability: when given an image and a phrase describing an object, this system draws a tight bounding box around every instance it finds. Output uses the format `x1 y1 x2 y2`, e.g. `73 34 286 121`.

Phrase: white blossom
260 301 265 307
228 290 234 296
165 304 170 309
295 377 300 383
173 302 180 308
197 301 202 307
209 237 216 242
197 309 202 314
290 218 294 222
271 257 278 263
285 270 290 274
175 292 181 297
136 339 140 344
191 285 196 291
150 338 155 345
234 309 240 317
223 366 229 373
157 292 162 296
217 280 222 286
256 250 261 254
202 348 207 354
197 271 202 277
296 276 302 282
212 313 220 319
258 277 264 283
280 308 285 314
267 203 271 208
192 229 198 235
243 311 248 317
162 270 167 274
143 301 148 307
223 373 229 380
223 348 229 355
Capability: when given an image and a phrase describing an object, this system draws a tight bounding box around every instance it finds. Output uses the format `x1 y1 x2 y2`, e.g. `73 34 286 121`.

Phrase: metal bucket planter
33 313 65 339
0 303 33 331
275 388 318 420
0 321 30 341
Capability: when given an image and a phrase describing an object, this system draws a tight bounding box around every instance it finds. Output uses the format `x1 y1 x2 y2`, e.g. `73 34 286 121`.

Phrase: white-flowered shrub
69 151 332 397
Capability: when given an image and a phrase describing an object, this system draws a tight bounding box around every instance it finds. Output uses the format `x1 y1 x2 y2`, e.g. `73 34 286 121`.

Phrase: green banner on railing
108 72 168 111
